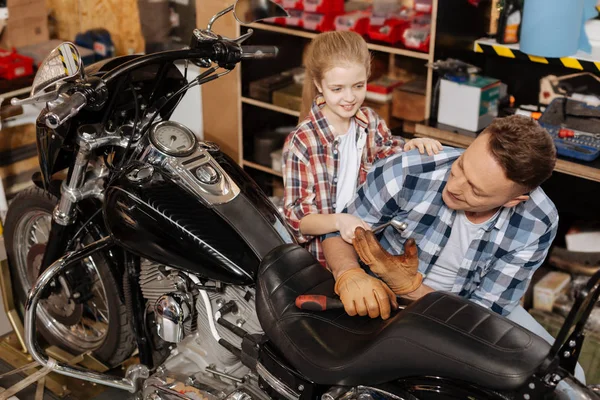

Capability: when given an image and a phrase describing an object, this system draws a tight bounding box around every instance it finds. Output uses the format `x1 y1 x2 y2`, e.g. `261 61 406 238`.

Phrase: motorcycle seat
255 244 551 391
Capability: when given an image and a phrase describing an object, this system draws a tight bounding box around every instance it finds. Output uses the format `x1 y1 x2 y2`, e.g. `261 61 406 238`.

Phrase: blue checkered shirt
335 148 558 316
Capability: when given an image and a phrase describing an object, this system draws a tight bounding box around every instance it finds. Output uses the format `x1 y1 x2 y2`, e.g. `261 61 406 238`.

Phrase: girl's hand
404 138 443 156
335 214 370 244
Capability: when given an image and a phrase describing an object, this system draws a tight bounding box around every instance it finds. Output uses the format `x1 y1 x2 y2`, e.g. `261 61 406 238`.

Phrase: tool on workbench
558 127 600 140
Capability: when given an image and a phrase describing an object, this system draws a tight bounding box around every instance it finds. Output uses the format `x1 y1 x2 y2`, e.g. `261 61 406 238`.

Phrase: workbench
414 124 600 183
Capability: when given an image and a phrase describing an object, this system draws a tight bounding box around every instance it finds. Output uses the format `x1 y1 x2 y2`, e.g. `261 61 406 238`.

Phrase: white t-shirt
423 211 494 291
335 118 363 213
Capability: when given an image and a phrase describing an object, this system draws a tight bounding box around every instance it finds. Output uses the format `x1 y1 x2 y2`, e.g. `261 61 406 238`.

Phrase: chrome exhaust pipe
25 236 148 392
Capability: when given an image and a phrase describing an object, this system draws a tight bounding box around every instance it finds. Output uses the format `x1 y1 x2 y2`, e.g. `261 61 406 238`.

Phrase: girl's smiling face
315 62 367 124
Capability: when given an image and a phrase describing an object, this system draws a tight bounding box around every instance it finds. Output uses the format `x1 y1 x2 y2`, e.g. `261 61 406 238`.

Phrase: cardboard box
364 98 392 127
392 79 426 122
0 0 48 49
533 271 571 312
249 73 294 103
272 83 303 112
437 76 500 132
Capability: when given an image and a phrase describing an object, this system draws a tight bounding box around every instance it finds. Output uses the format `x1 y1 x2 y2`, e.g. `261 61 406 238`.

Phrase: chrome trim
154 292 192 343
61 176 105 203
205 366 244 384
193 29 219 43
168 156 240 206
76 133 131 152
24 236 145 392
207 5 233 31
322 387 353 400
255 362 299 400
554 377 598 400
52 207 75 226
356 386 407 400
53 145 90 225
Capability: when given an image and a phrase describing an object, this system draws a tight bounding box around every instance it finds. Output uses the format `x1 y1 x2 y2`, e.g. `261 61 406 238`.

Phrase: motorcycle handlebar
45 92 87 129
241 46 279 59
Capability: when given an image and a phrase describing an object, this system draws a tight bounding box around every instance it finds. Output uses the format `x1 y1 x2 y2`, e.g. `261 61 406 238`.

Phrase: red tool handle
295 295 344 311
558 128 575 139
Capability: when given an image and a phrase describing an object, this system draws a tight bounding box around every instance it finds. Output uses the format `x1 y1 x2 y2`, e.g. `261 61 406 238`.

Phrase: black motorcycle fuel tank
103 150 295 285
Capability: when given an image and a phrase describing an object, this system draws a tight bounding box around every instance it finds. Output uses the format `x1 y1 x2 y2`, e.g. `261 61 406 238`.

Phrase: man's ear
314 79 323 94
503 194 529 208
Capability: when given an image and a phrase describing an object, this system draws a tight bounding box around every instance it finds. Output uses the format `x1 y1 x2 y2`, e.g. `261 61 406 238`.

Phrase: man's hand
334 268 399 320
352 227 423 295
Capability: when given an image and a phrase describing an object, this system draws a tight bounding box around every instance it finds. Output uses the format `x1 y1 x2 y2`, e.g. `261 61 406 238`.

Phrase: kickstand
0 361 52 400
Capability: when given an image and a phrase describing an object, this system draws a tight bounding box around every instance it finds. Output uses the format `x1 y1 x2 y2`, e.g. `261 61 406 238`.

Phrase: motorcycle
3 1 600 398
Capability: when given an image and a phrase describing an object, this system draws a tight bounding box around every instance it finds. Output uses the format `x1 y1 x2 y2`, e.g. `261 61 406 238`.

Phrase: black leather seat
256 244 551 391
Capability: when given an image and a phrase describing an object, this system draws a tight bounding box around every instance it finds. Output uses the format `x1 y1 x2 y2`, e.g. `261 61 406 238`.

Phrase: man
323 114 559 331
322 114 588 382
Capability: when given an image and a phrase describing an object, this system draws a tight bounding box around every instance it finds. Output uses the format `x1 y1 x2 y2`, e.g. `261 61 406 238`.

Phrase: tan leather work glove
334 268 399 320
352 227 423 295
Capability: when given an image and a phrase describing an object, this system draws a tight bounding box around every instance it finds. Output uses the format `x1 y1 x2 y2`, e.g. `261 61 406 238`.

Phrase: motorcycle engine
139 259 267 400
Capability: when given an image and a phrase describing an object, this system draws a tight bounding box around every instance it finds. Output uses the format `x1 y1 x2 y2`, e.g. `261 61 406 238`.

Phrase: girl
283 31 442 267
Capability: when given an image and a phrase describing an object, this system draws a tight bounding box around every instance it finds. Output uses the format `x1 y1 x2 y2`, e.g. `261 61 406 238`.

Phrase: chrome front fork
52 126 129 226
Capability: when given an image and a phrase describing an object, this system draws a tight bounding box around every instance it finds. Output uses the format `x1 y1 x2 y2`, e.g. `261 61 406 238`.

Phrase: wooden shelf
245 22 432 60
243 160 283 178
241 97 300 117
415 124 600 183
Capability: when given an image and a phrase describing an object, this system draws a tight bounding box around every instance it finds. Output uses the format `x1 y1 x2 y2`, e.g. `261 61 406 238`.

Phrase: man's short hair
484 115 557 190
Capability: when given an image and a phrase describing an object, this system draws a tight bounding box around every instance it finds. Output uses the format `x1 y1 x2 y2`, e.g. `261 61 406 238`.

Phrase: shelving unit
198 1 440 188
228 2 440 186
241 96 300 118
246 22 432 59
243 160 284 177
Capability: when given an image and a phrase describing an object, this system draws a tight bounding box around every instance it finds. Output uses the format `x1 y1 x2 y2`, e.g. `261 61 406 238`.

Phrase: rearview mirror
30 42 83 98
233 0 288 24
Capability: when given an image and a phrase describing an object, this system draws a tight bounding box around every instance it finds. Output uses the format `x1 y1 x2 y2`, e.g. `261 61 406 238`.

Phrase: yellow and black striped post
474 41 600 72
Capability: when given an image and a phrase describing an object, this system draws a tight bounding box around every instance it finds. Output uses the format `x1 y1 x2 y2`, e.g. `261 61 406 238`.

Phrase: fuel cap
195 164 220 184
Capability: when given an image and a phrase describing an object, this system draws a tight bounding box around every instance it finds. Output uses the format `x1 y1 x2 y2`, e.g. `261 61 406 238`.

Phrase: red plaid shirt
282 96 404 267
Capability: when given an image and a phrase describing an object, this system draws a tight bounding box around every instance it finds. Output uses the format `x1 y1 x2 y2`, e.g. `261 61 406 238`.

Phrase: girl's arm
282 143 317 244
369 111 442 159
300 213 370 243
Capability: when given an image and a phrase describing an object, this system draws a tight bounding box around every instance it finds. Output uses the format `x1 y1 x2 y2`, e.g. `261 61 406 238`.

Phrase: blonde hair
299 31 371 122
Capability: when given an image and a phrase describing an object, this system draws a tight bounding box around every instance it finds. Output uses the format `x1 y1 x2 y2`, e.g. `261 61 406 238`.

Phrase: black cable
117 67 219 172
66 208 102 251
101 76 127 129
115 81 140 172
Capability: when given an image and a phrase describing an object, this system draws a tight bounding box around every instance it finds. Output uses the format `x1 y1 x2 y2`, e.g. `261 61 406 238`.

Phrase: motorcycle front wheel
4 186 135 367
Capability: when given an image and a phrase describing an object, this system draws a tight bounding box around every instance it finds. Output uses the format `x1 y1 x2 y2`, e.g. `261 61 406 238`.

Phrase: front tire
4 186 135 367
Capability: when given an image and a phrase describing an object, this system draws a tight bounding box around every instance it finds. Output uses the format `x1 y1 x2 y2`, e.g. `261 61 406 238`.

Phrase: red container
334 10 371 35
0 48 34 80
303 0 344 14
282 0 303 10
302 12 337 32
402 14 431 52
284 9 304 27
414 0 433 13
367 18 411 45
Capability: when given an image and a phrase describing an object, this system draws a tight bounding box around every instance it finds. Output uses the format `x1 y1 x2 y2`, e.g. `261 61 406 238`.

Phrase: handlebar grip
45 92 87 129
241 46 279 59
295 295 344 311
